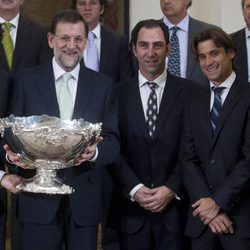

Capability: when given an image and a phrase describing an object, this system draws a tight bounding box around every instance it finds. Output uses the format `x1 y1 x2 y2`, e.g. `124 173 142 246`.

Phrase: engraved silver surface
0 115 102 194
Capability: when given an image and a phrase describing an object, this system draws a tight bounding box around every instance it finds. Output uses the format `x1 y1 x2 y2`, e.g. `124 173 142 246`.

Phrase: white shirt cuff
129 183 144 201
0 170 6 185
89 147 98 162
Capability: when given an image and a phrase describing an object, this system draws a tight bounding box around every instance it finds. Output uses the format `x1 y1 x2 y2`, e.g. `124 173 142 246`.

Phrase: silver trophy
0 115 102 195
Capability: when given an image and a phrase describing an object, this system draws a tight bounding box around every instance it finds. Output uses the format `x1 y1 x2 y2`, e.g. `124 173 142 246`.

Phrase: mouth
63 50 78 57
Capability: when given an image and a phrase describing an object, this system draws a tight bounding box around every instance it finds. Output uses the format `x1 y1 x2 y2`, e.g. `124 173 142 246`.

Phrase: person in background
108 19 200 250
230 0 250 83
71 1 134 249
5 9 119 250
181 26 250 250
160 0 214 85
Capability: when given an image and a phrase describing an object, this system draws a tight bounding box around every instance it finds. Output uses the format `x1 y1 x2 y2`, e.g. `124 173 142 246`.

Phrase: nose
67 38 77 48
147 45 155 56
205 55 213 65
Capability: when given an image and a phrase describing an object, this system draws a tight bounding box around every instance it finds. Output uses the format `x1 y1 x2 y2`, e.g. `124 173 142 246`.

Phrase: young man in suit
71 1 133 249
181 27 250 250
5 9 119 250
230 0 250 83
107 19 200 250
160 0 213 85
0 0 52 75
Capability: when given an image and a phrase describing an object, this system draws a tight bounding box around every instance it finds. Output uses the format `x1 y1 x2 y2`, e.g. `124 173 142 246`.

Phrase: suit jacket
108 73 200 234
7 62 119 226
0 70 9 225
230 28 249 83
181 77 250 238
87 25 133 83
0 15 52 75
186 17 214 85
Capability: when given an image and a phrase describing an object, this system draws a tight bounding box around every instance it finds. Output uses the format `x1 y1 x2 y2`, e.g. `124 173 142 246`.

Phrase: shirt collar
163 14 189 32
52 57 80 81
245 27 250 38
90 23 101 39
138 69 167 88
0 13 19 28
209 71 236 90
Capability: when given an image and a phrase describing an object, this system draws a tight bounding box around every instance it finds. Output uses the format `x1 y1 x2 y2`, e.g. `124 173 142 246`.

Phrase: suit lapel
36 63 60 117
126 78 151 143
153 75 182 141
99 26 110 73
12 16 30 72
73 66 95 119
213 79 246 143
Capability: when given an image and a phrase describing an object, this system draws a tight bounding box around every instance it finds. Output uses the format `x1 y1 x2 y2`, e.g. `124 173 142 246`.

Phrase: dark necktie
146 82 158 137
168 26 180 76
211 86 225 133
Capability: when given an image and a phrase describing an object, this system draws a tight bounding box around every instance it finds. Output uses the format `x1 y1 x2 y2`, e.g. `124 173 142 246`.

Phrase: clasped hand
134 186 175 213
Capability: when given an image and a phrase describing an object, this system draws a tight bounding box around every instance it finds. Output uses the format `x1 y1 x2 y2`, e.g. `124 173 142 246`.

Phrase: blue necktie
168 26 180 76
211 86 225 133
86 32 99 71
146 82 158 137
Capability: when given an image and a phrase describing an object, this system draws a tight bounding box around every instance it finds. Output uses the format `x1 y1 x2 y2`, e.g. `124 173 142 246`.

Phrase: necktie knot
62 72 72 83
4 22 12 32
88 32 96 41
147 81 158 91
212 86 225 95
172 26 179 34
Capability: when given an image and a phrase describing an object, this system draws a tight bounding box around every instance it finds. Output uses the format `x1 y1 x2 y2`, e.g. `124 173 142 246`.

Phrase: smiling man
107 19 200 250
181 27 250 250
6 9 119 250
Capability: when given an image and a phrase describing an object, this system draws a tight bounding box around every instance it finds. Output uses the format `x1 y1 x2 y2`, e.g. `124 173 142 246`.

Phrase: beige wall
130 0 245 34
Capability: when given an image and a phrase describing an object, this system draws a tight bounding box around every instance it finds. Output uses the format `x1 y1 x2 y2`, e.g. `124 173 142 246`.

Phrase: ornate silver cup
0 115 102 195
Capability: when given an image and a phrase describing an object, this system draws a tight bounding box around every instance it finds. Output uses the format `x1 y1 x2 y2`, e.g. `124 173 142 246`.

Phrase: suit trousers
192 227 250 250
118 212 187 250
19 196 98 250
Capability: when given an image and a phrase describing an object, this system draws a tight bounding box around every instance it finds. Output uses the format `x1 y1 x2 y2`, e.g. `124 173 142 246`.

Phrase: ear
47 32 54 49
100 5 105 15
228 48 235 59
132 44 137 58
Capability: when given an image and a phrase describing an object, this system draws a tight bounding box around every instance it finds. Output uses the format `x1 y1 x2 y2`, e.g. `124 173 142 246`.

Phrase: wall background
129 0 245 34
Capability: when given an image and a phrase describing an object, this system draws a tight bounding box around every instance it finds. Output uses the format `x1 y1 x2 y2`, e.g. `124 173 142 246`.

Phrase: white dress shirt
245 28 250 82
163 14 189 78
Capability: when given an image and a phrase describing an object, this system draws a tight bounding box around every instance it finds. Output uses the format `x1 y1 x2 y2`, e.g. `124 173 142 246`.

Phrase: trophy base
17 169 75 195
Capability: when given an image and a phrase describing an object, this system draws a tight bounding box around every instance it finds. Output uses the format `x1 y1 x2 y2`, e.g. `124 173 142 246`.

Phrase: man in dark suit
0 70 22 250
0 0 52 75
107 19 200 250
160 0 214 85
181 27 250 250
230 0 250 83
71 1 133 249
5 9 119 250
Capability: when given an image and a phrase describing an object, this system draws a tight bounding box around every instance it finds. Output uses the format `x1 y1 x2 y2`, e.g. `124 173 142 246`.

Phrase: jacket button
210 159 215 164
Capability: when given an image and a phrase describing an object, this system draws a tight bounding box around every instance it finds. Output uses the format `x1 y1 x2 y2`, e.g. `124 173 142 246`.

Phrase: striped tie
211 86 225 133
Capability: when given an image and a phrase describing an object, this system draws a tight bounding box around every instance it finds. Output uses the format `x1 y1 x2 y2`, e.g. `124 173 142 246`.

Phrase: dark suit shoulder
189 17 216 31
230 28 245 40
101 25 128 42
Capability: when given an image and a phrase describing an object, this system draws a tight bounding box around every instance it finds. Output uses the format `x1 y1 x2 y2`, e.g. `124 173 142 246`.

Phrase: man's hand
134 186 153 207
139 186 175 213
209 212 234 235
4 144 31 169
74 136 102 166
0 174 22 194
192 197 220 224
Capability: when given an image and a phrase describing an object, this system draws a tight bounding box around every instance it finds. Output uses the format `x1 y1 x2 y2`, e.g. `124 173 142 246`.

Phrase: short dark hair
71 0 108 10
242 0 245 7
50 9 88 38
192 27 237 71
131 19 169 46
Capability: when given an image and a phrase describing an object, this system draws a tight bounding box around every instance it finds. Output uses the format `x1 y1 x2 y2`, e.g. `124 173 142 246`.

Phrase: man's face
0 0 24 14
76 0 104 30
197 39 235 85
242 0 250 29
48 21 87 72
160 0 190 22
133 27 169 80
